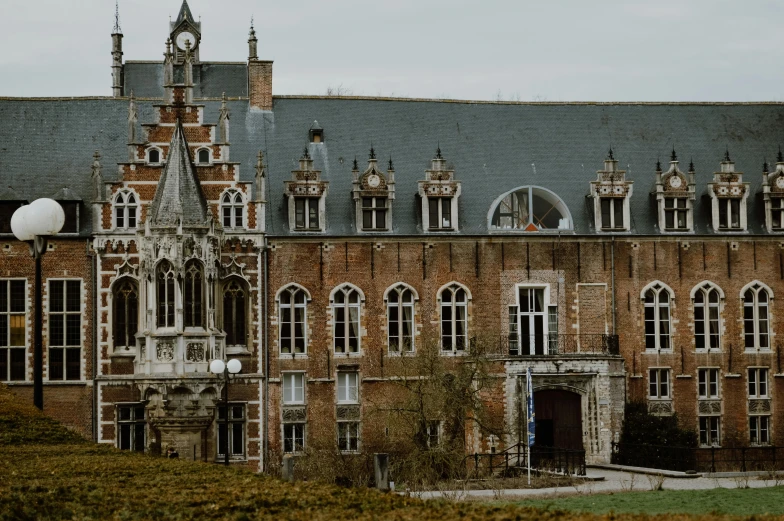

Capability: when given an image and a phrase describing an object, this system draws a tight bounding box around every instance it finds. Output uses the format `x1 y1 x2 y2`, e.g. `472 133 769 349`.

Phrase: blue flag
526 367 535 447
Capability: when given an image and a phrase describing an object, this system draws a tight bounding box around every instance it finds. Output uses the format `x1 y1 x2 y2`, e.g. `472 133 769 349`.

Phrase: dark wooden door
533 390 582 450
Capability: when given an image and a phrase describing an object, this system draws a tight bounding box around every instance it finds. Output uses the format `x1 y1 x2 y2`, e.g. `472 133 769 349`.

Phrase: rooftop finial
724 147 731 162
689 158 695 173
435 144 443 160
388 156 394 170
671 147 677 162
656 158 662 172
303 146 311 160
778 145 783 163
607 147 614 161
113 0 122 33
369 144 376 160
353 156 359 170
763 158 769 173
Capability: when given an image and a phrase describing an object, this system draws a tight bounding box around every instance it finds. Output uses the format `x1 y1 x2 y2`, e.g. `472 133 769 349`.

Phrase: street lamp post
11 198 65 410
210 358 242 466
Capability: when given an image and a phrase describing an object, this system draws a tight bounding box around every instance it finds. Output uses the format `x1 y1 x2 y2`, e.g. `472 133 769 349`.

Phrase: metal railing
611 442 784 473
482 334 620 357
464 443 586 478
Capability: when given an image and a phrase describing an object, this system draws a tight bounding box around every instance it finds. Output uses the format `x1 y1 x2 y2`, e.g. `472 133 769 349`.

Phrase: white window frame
427 197 453 230
196 147 211 165
600 197 625 230
438 282 470 353
331 285 363 355
294 197 320 230
692 282 723 351
385 284 417 354
663 197 690 231
513 284 556 355
117 403 146 452
282 372 305 405
337 421 360 453
113 190 139 230
361 197 388 231
221 190 245 230
697 368 720 399
718 198 742 230
771 197 784 231
47 279 82 381
217 402 246 460
0 279 26 382
749 415 771 446
146 147 163 165
642 282 673 351
699 416 721 447
748 367 769 398
283 422 305 453
155 260 176 330
278 285 309 355
337 371 359 404
742 282 772 351
648 368 670 399
426 420 441 448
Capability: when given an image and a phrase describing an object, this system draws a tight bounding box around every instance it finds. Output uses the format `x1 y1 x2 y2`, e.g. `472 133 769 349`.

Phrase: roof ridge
271 95 784 106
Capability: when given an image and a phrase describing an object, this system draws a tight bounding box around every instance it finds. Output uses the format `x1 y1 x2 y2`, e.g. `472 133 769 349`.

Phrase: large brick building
1 1 783 471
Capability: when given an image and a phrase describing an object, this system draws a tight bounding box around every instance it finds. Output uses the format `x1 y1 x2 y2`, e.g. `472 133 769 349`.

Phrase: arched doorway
533 389 582 450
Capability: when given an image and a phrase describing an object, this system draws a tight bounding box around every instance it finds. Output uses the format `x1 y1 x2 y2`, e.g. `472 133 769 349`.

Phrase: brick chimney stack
247 22 273 111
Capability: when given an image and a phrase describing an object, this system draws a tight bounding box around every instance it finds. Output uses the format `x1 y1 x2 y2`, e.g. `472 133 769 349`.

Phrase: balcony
482 334 620 358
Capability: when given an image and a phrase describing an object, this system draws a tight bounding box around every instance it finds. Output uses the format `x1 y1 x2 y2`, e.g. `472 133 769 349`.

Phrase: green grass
517 487 784 516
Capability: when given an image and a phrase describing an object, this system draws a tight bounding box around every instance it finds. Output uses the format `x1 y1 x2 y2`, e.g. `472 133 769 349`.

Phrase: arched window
332 285 361 354
148 148 161 164
223 279 247 348
222 191 244 229
156 261 175 328
114 191 138 230
279 285 308 354
489 186 572 231
439 283 469 352
386 284 416 353
693 283 721 351
643 283 672 351
743 283 771 350
184 260 204 328
197 148 210 164
113 278 138 350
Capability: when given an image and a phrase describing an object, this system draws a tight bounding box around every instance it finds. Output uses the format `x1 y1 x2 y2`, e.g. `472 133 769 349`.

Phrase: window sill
440 350 468 357
333 352 362 358
111 349 137 358
744 349 773 353
279 353 308 360
642 349 674 354
7 381 88 386
386 351 416 357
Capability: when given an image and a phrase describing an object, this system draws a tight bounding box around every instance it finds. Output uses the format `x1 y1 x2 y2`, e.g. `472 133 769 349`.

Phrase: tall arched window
332 285 361 354
222 191 244 229
693 283 721 351
279 286 308 354
184 260 204 328
387 284 416 353
114 191 138 230
743 283 771 351
223 279 247 348
156 261 175 328
643 283 672 351
440 283 469 352
113 278 138 350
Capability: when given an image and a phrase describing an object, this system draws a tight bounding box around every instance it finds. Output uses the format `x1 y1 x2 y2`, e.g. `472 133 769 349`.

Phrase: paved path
411 469 782 500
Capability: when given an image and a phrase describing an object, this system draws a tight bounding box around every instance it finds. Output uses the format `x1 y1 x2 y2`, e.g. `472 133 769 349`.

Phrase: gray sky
1 0 782 101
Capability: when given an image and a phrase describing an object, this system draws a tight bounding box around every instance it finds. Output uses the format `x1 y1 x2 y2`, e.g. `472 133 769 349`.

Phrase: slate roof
125 62 248 99
174 0 195 27
149 120 209 227
2 95 784 237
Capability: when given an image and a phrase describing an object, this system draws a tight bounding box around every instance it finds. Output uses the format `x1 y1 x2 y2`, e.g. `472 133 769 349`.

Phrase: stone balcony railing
481 334 620 358
136 333 225 375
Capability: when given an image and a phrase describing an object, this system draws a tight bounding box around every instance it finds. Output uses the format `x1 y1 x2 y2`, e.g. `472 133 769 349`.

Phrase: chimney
248 60 273 111
248 23 258 60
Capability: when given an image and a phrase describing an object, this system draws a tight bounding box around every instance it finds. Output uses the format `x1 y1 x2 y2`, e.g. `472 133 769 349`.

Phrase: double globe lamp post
210 357 242 466
10 198 65 410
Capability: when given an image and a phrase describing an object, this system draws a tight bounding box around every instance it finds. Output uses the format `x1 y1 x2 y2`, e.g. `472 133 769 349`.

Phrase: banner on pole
526 367 535 447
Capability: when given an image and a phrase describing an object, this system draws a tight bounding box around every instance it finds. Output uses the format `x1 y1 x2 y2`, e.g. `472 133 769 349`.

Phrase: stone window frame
747 367 769 399
116 402 146 452
0 278 27 382
437 282 472 355
741 281 773 352
329 284 365 357
221 277 249 353
276 283 311 357
113 189 139 231
749 415 771 446
47 278 83 382
154 260 177 330
282 371 306 405
216 402 247 461
641 281 675 352
487 185 574 233
699 416 721 447
195 147 212 165
384 283 419 355
283 422 306 454
182 259 205 330
111 276 139 353
690 281 724 352
697 367 721 399
146 146 163 165
648 367 671 400
511 283 557 356
336 370 359 404
220 189 246 230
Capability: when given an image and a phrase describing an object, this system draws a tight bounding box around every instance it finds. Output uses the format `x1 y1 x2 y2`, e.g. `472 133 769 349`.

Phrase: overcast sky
0 0 782 101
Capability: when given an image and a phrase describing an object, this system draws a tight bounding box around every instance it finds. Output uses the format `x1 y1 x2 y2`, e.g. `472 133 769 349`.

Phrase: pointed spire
778 146 783 163
763 159 769 173
353 157 359 170
688 158 695 173
248 16 258 60
388 156 394 170
671 147 678 162
435 144 443 160
113 0 122 34
175 0 196 26
656 158 662 172
724 147 732 162
149 120 209 227
607 147 614 161
369 145 376 160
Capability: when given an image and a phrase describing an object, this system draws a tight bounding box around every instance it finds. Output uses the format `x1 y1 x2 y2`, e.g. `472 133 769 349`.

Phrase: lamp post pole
11 199 65 411
223 364 229 467
210 358 241 467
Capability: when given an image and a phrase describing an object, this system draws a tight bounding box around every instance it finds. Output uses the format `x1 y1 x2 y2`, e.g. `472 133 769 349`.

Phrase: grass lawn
517 487 784 516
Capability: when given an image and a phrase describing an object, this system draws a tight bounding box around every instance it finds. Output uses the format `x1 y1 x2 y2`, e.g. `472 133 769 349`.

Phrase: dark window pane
65 348 80 380
601 199 611 228
60 202 78 234
0 202 22 234
0 348 6 380
49 348 64 380
9 348 24 381
428 199 439 228
10 281 24 313
49 281 64 312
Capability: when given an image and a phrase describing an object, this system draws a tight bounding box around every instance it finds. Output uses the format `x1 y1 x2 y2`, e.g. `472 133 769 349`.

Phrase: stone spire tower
111 1 124 97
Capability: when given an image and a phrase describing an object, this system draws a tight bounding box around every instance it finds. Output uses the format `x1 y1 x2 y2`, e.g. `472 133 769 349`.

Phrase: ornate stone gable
283 148 329 232
417 147 461 231
352 148 396 232
707 150 750 231
654 150 697 232
589 149 633 232
762 151 784 232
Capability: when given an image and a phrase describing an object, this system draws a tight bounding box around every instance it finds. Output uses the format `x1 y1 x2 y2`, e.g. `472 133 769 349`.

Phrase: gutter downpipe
90 240 98 442
262 243 269 473
611 237 616 336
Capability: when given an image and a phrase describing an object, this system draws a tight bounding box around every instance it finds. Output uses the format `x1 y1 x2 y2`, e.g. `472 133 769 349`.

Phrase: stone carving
336 405 360 420
648 400 673 415
698 400 722 415
157 341 174 361
749 399 771 414
186 343 205 362
282 407 307 422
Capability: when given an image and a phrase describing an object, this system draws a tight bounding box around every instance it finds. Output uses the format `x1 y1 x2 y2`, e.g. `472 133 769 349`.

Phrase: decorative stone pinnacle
369 145 376 160
607 147 614 161
113 0 122 34
388 156 394 170
671 148 677 162
435 145 443 160
763 159 769 173
689 159 695 173
778 145 783 163
656 158 662 172
724 147 731 162
303 147 311 160
353 157 359 170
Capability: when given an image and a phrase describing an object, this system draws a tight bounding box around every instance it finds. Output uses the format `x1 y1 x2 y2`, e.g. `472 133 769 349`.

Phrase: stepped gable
148 119 209 227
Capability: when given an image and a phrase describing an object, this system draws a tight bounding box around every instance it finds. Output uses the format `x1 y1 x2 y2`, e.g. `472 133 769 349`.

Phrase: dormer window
0 193 25 234
708 150 748 232
309 121 324 144
51 187 82 234
762 154 784 233
418 148 461 232
284 148 328 233
221 190 244 229
489 186 572 232
147 148 161 164
589 150 632 233
197 148 210 164
353 151 394 232
114 191 138 230
655 152 696 233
